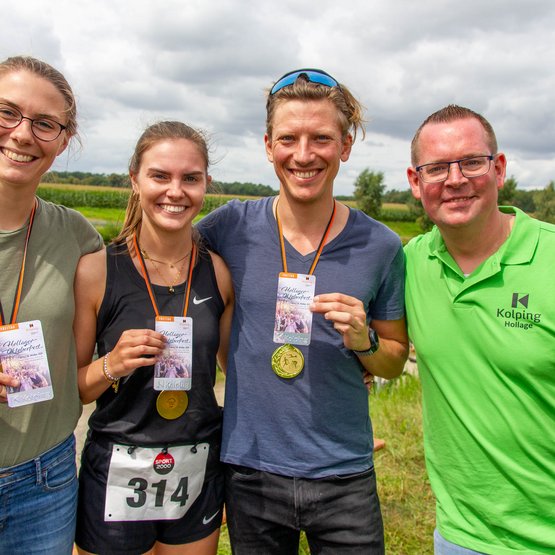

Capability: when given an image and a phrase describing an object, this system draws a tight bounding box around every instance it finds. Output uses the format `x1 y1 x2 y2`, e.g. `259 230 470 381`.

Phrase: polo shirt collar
426 206 540 280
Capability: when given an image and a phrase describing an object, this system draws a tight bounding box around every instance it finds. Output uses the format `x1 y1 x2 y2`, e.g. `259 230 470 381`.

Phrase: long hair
113 121 210 248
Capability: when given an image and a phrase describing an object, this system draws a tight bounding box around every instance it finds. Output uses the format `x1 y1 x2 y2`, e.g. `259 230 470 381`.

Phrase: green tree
406 195 433 232
513 189 536 213
354 169 385 219
533 181 555 223
498 175 517 205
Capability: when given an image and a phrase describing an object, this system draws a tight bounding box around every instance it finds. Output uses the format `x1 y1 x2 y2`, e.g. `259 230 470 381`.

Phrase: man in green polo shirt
404 105 555 555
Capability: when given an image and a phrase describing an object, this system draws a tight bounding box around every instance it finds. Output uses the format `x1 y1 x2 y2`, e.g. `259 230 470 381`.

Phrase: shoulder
197 197 272 249
37 197 87 226
404 230 434 258
348 207 402 247
76 248 107 291
76 248 107 283
37 198 103 251
200 197 269 226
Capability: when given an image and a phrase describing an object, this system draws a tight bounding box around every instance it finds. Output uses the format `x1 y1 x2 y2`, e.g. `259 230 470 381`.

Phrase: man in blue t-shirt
198 69 408 554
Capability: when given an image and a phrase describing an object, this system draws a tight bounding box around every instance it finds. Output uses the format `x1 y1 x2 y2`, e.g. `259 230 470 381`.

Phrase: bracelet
101 352 118 383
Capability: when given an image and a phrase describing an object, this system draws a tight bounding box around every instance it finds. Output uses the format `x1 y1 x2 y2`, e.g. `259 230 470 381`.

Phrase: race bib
105 443 209 521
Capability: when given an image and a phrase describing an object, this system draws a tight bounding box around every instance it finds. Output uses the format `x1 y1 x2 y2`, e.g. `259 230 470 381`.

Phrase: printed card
0 320 53 408
273 272 315 346
154 316 192 391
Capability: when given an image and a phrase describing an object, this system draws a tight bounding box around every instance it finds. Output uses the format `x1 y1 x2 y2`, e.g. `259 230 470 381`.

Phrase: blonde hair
0 55 78 140
265 72 366 142
114 121 210 246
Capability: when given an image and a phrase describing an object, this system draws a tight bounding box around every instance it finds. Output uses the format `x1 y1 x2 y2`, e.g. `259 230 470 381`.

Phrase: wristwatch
352 327 380 356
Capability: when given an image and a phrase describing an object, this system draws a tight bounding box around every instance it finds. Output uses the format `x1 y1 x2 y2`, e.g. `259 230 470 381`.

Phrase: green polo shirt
405 207 555 554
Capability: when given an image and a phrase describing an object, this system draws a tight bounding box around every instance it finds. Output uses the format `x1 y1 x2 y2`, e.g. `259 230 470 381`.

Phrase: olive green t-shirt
0 198 102 467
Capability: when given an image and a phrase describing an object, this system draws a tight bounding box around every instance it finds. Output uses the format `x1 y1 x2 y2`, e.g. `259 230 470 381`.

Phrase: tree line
42 171 278 197
354 170 555 227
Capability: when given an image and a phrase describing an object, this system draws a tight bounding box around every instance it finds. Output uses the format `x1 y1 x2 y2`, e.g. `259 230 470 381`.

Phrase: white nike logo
193 296 212 305
202 509 220 525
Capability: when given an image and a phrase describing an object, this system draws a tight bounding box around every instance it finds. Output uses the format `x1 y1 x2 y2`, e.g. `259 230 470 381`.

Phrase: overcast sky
3 0 555 195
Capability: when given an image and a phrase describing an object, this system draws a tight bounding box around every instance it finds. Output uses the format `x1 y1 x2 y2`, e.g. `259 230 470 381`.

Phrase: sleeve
369 242 405 321
68 208 104 255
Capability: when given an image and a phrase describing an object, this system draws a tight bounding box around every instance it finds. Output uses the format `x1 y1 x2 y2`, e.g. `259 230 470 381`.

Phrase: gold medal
156 391 188 420
271 344 304 378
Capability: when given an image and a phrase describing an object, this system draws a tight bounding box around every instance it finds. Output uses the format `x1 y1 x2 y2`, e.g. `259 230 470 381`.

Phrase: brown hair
114 121 210 246
0 55 78 139
265 72 366 142
411 105 498 166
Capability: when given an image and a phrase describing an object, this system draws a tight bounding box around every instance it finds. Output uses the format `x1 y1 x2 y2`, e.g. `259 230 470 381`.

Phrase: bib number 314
105 443 209 521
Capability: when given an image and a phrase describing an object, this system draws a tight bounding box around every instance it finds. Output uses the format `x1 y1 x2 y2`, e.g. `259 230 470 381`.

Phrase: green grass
371 375 435 554
74 206 126 224
385 220 422 244
215 374 434 555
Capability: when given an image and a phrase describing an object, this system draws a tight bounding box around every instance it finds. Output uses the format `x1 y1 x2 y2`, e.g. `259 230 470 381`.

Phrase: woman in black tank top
73 122 234 555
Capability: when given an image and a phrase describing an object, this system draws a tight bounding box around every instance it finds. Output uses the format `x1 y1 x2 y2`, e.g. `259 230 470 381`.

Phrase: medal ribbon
0 199 38 326
275 199 336 275
132 233 197 318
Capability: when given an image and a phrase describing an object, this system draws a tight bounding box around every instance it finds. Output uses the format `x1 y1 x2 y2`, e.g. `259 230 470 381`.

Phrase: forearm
78 355 118 404
355 336 408 379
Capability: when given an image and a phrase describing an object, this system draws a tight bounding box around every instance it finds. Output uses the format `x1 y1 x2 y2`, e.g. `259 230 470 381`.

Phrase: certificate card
273 272 315 346
0 320 53 408
154 316 192 391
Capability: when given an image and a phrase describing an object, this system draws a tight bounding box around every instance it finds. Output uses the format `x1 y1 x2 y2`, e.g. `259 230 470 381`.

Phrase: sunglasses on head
269 68 340 95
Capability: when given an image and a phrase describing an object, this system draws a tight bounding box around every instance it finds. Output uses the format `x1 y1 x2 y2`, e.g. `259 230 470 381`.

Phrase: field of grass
71 203 421 245
386 220 422 244
214 374 434 554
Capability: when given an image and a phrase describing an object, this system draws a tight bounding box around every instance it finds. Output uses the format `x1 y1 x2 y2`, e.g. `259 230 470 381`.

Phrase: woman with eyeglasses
0 56 103 553
197 69 408 553
73 121 233 555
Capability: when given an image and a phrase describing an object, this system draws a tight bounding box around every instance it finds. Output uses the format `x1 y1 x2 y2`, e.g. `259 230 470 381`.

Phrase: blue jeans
0 435 78 554
225 464 384 555
434 529 486 555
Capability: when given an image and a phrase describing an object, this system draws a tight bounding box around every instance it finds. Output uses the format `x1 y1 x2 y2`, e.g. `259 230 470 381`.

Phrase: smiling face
0 70 69 191
264 99 352 206
130 138 210 238
407 117 506 231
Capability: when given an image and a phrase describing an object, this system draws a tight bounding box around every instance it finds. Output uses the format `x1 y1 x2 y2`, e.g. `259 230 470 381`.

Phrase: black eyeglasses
416 155 495 183
270 68 340 95
0 103 67 142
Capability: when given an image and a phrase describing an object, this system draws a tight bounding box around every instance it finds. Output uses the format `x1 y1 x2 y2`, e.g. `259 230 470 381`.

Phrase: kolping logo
153 452 175 475
496 292 541 330
512 293 529 308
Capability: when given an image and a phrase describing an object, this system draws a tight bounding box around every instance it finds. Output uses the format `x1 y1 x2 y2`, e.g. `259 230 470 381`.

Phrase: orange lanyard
133 233 196 318
275 199 336 275
0 200 38 326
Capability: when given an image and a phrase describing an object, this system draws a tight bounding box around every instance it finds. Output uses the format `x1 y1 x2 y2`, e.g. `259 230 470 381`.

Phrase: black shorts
75 438 224 555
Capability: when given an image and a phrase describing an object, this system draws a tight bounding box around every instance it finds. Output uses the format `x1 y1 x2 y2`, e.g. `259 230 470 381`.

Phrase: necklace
141 247 191 294
140 249 191 269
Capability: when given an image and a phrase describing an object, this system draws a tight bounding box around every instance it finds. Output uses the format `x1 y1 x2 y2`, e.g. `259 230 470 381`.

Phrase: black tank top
87 242 224 472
